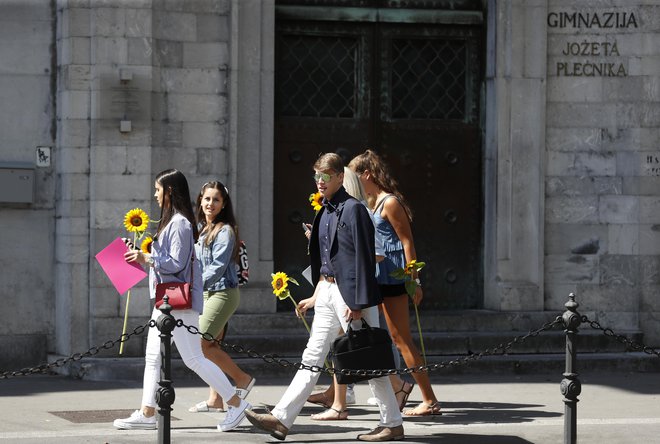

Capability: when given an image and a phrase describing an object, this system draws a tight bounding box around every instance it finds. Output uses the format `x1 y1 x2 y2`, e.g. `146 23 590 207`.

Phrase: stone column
229 0 275 313
484 0 547 311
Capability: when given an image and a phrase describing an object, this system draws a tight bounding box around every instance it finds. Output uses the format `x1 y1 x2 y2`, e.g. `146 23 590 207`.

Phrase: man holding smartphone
244 153 403 442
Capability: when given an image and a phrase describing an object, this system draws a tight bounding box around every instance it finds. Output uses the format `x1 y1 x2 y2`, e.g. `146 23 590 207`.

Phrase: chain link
179 317 565 378
581 315 660 358
0 321 154 379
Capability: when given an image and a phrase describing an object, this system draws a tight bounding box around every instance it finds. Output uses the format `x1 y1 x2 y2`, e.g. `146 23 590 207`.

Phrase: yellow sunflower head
140 236 153 254
404 260 418 275
124 208 149 233
271 272 290 300
309 192 323 212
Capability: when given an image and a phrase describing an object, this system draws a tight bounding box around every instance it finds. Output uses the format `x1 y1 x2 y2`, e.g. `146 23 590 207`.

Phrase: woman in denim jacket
113 169 251 432
188 181 255 414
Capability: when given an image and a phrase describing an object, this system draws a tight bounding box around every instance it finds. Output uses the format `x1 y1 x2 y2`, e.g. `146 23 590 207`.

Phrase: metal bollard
155 296 176 444
560 293 582 444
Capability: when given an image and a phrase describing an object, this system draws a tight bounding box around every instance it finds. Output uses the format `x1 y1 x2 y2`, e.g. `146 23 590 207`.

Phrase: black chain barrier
178 317 565 378
581 315 660 357
0 320 154 379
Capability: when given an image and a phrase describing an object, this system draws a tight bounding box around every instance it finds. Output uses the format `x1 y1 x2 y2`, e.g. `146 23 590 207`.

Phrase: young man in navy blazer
244 153 404 442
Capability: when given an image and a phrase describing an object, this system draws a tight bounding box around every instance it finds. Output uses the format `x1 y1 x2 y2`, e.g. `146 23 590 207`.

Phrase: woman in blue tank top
349 150 441 417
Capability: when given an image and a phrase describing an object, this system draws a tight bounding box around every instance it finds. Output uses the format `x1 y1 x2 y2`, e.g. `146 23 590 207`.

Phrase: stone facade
0 0 658 370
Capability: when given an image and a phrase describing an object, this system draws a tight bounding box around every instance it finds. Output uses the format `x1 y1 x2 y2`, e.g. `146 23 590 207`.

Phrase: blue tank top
372 195 406 285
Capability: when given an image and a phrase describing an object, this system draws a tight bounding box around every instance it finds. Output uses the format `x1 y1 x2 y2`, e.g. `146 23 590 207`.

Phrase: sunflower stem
412 301 427 365
289 294 311 334
119 232 137 355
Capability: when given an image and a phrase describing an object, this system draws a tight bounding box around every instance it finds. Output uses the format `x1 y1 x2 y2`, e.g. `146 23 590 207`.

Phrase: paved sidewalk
0 371 658 443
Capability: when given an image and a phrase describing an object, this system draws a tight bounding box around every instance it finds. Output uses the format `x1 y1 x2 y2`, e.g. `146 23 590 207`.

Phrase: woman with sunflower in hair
113 169 251 432
349 150 441 417
187 181 255 414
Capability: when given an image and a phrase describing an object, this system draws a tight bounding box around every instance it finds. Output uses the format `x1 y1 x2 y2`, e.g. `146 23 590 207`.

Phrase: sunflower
124 208 149 232
271 272 290 299
140 236 153 254
404 259 418 275
309 192 322 212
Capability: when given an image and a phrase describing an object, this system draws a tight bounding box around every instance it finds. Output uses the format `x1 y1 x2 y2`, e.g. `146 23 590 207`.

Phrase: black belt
321 274 335 283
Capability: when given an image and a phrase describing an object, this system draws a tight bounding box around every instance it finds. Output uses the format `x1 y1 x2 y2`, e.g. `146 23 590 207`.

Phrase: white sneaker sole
113 420 157 430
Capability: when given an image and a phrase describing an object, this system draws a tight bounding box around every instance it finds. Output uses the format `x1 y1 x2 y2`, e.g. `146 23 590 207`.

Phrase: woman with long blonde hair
349 150 441 417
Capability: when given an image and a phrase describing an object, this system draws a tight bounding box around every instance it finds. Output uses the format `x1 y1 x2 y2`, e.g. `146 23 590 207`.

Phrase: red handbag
155 253 194 310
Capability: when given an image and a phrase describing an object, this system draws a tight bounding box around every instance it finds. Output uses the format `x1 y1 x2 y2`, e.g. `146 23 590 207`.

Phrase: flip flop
310 407 348 421
236 377 256 400
403 401 442 417
188 401 225 413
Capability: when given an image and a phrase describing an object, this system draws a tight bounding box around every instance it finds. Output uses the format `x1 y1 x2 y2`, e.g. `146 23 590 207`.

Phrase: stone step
217 329 642 356
56 352 660 382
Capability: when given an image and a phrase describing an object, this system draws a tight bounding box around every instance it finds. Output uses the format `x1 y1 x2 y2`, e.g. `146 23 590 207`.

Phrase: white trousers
271 281 403 429
141 307 235 408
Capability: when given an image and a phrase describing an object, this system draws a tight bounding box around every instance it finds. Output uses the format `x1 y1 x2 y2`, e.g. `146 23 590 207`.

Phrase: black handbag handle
346 318 372 335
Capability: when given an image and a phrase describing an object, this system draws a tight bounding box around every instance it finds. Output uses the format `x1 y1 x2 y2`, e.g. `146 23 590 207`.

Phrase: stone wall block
126 8 152 38
546 176 622 197
639 312 660 347
55 200 91 218
639 196 660 223
603 76 647 102
545 254 600 284
61 7 91 38
94 37 128 65
545 223 607 255
91 173 152 201
152 147 198 173
92 0 152 8
578 283 640 312
59 90 91 120
592 311 639 332
55 216 89 237
547 151 616 177
167 93 224 122
91 120 151 146
63 64 92 90
547 103 617 128
600 127 639 152
93 8 126 37
127 37 153 65
614 33 657 57
58 146 90 173
196 14 229 42
623 176 660 196
638 225 660 255
59 37 91 65
160 68 225 94
183 121 225 148
151 122 183 147
543 283 578 311
547 75 602 102
546 127 603 152
59 173 90 201
545 196 599 224
196 147 228 175
183 42 228 68
92 199 152 230
608 224 640 255
600 254 641 287
154 40 183 68
616 103 660 128
153 11 196 42
0 17 52 75
598 195 639 224
177 0 231 14
55 234 90 264
59 119 90 147
89 287 119 317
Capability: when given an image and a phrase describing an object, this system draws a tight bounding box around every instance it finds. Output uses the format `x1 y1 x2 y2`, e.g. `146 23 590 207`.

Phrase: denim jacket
195 224 239 291
149 213 204 313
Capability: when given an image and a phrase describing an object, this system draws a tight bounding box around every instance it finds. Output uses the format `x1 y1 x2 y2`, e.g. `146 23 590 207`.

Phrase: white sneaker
113 410 157 430
346 386 356 405
367 397 380 406
218 399 251 432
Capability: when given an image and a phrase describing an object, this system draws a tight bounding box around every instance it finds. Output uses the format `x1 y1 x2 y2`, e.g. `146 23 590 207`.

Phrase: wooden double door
273 1 484 309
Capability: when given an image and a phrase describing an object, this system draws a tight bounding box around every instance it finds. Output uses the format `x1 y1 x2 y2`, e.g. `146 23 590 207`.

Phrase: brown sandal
394 381 415 411
403 401 442 417
307 391 332 409
310 407 348 421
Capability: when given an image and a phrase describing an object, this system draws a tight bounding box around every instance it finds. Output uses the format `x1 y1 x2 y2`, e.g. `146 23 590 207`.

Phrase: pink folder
95 237 148 295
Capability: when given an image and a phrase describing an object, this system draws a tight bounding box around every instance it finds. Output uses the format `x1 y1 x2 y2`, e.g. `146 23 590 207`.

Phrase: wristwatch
146 255 155 267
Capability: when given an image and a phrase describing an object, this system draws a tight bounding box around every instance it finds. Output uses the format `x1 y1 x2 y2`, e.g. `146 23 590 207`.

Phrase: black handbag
330 318 396 384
